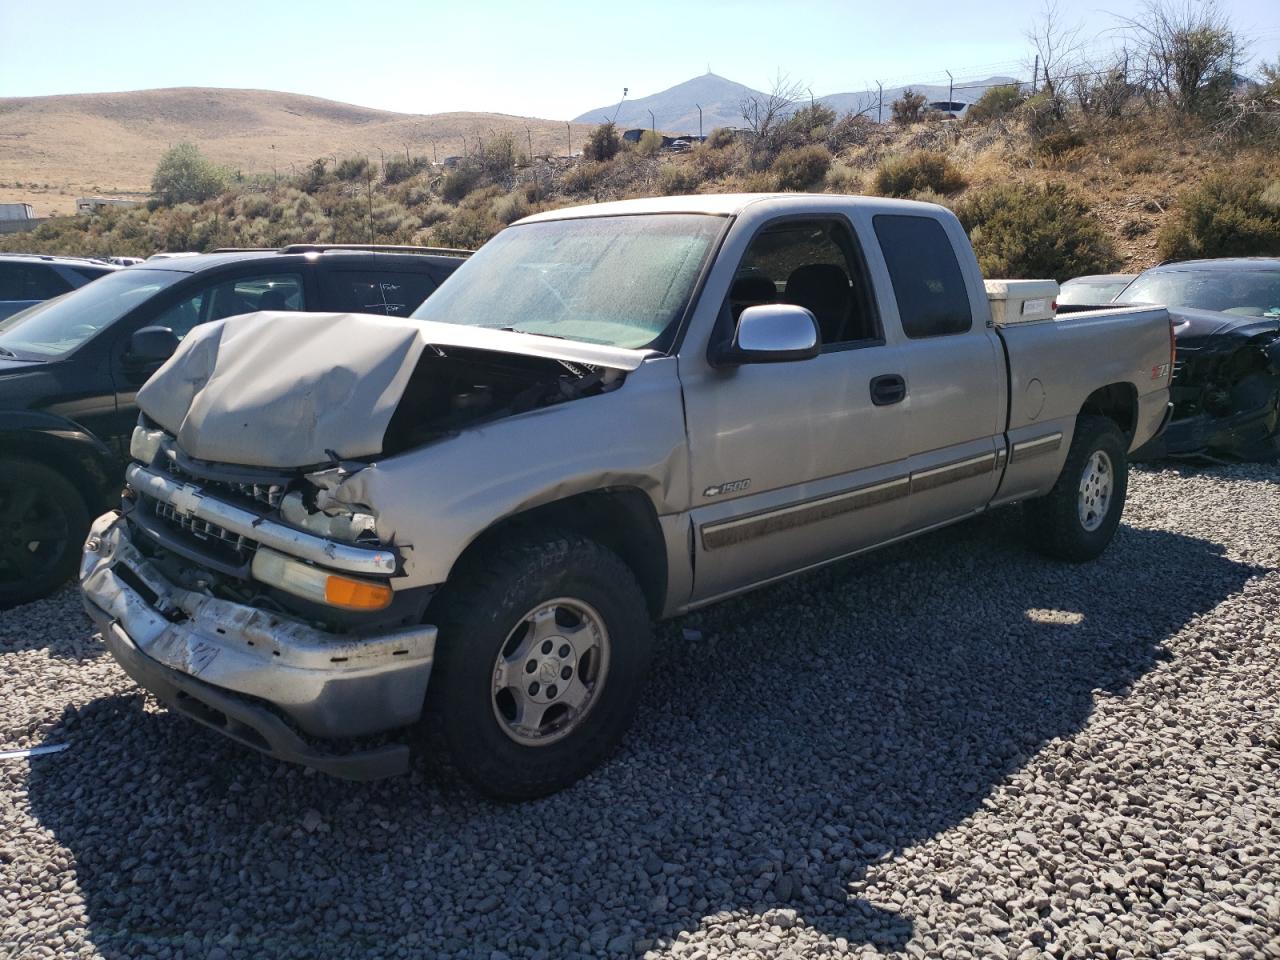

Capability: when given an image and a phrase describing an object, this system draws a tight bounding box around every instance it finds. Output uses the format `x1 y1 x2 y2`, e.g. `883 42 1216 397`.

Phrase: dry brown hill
0 87 594 215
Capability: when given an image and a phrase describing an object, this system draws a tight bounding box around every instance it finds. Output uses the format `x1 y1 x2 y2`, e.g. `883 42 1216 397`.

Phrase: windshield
412 214 726 349
1116 269 1280 318
1057 279 1131 306
0 268 185 359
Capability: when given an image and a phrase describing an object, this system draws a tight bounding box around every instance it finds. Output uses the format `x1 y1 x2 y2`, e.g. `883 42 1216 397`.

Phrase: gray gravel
2 461 1279 960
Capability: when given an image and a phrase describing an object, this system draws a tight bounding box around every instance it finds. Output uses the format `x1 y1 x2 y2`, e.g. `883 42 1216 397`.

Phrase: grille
153 499 256 558
163 456 287 510
1171 344 1199 382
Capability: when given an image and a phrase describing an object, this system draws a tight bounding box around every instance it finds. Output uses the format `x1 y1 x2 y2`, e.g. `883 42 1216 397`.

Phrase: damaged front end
1138 314 1280 461
81 310 645 778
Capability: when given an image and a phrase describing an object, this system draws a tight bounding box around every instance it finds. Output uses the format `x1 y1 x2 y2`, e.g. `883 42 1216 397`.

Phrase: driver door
680 217 914 603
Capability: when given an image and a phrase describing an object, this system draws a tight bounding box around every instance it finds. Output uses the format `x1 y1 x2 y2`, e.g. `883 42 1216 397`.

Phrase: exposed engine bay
381 345 622 455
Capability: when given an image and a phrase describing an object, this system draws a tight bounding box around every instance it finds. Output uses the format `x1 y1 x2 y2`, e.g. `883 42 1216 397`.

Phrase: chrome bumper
79 512 437 778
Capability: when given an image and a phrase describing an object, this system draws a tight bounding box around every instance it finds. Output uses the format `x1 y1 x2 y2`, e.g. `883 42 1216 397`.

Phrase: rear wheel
1025 416 1128 562
427 531 653 800
0 457 92 608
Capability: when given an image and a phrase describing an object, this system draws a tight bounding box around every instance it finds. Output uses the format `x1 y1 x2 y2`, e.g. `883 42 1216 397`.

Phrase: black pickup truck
0 244 467 606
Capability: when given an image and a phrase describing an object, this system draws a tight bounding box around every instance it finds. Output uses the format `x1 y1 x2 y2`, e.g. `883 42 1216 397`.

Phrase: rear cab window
872 214 972 338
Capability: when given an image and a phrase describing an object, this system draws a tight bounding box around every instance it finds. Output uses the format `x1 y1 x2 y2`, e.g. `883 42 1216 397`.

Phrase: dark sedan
0 244 467 606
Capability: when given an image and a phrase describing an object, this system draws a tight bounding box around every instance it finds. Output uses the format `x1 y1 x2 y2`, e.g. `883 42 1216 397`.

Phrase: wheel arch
0 426 120 516
1079 382 1138 443
447 486 669 619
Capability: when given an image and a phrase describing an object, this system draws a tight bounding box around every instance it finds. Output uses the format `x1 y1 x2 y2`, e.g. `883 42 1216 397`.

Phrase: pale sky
1 0 1276 119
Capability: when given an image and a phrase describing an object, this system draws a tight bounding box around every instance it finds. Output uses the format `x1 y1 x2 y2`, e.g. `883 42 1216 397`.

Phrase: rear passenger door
870 214 1005 532
321 270 438 316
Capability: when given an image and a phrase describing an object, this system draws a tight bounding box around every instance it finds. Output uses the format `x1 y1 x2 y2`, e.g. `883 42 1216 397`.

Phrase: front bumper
1132 393 1279 460
79 511 437 780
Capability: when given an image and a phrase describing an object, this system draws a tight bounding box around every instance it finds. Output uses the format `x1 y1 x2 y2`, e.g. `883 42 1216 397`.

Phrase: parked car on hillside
80 194 1173 798
1057 273 1136 307
0 254 118 321
0 244 468 606
1114 258 1280 459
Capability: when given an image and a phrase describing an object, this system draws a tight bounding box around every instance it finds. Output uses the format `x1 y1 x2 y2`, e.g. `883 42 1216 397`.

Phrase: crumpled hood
1169 306 1280 342
137 311 651 468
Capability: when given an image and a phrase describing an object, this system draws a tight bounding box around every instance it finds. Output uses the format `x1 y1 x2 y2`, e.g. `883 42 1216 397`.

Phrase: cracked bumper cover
79 511 437 780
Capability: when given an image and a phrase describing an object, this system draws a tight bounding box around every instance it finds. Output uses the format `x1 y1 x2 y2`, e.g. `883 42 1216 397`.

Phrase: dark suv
0 254 119 321
0 244 468 606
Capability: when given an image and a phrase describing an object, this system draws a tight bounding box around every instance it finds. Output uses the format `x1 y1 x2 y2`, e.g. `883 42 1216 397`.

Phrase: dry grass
0 87 595 216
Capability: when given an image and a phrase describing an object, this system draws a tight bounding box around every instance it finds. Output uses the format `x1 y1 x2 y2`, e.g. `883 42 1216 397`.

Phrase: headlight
251 547 392 610
279 490 377 543
129 425 166 464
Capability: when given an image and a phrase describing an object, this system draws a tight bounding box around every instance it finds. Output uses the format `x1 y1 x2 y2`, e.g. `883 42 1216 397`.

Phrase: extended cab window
323 272 437 316
727 218 879 348
873 215 972 338
151 273 305 339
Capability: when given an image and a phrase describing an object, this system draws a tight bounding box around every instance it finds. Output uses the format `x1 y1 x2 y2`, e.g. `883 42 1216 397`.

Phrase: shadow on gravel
26 510 1265 959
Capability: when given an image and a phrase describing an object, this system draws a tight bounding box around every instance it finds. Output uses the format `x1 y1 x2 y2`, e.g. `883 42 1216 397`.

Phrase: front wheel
1025 415 1129 562
427 532 653 800
0 457 92 608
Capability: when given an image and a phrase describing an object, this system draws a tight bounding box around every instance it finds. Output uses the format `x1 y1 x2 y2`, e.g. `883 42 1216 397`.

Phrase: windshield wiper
0 346 20 359
499 326 574 341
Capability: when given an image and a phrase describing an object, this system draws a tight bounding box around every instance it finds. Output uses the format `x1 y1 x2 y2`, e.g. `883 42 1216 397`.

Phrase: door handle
870 374 907 406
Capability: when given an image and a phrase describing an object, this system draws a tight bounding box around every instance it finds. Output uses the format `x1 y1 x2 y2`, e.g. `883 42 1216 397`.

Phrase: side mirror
714 304 821 366
125 326 180 365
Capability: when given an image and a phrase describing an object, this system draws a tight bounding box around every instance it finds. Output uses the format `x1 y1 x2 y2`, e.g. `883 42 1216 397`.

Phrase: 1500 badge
704 479 751 497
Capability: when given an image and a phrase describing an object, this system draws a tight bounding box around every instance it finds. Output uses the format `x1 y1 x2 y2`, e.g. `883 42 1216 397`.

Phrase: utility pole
946 70 954 108
610 88 629 124
695 103 702 139
526 127 533 164
566 122 571 156
1032 55 1039 94
876 82 884 123
647 109 655 132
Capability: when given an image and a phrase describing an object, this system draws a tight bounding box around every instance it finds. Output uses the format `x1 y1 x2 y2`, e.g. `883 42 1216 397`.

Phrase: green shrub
771 145 832 191
440 164 483 203
583 122 621 162
636 130 664 156
873 151 966 197
431 206 502 249
563 161 607 194
481 133 517 174
335 157 370 181
955 182 1119 281
891 89 927 125
781 103 837 147
824 162 862 193
491 190 530 224
705 127 737 150
1157 172 1280 260
658 164 703 195
415 202 452 228
383 156 427 184
151 142 228 205
966 84 1025 123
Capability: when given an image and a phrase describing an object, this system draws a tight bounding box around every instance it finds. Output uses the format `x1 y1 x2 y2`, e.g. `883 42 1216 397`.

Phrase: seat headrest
729 275 777 303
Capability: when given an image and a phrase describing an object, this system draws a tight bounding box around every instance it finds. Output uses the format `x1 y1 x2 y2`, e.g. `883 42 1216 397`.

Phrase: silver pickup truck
80 194 1173 798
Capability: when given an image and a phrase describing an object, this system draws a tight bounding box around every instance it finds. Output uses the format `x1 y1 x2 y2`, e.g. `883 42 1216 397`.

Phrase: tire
1025 415 1129 563
0 456 92 608
427 531 654 800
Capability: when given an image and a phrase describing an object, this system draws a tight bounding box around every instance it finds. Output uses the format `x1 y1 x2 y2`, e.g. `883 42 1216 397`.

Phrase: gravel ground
2 461 1278 960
